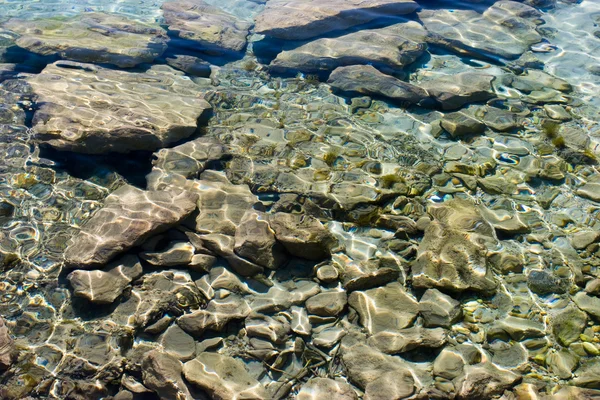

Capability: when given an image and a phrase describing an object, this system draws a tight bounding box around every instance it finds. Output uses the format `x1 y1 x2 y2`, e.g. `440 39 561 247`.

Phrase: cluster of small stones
0 0 600 399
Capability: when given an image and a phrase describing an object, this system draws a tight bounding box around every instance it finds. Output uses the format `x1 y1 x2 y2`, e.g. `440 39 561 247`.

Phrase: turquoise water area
1 0 600 398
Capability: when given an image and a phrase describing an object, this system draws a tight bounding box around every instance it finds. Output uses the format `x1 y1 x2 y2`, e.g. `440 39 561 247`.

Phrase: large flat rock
418 5 541 60
28 61 211 153
4 13 168 67
270 21 426 73
162 0 252 53
328 65 429 105
65 185 198 268
254 0 419 40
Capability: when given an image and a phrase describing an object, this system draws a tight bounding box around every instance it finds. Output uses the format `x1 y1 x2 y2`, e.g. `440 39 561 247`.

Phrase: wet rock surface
65 185 198 267
4 13 168 67
28 61 211 153
254 0 419 40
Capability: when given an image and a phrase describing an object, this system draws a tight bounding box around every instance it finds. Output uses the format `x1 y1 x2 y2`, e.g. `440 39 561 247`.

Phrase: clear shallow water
1 0 600 399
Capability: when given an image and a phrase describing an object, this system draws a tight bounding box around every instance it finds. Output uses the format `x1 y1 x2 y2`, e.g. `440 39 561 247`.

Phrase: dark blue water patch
37 147 155 188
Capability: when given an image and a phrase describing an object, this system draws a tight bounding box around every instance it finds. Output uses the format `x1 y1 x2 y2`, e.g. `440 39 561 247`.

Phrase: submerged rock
29 61 211 154
0 316 15 371
419 72 495 110
234 210 286 270
419 6 541 60
254 0 419 40
162 0 252 54
419 288 462 328
142 350 192 399
348 282 419 334
183 352 267 399
65 185 198 267
5 13 168 67
328 65 430 105
368 326 447 354
412 199 498 293
68 255 143 304
268 212 338 260
271 22 426 73
297 378 358 400
177 294 251 336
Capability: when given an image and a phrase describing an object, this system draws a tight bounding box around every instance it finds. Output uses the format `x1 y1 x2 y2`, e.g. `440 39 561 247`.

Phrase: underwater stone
254 0 419 40
269 212 338 261
297 378 358 400
177 294 251 336
364 369 416 400
368 326 447 354
441 111 486 138
0 316 15 371
412 199 498 294
270 21 426 73
419 7 541 60
65 185 198 267
526 269 568 295
571 230 600 250
140 241 195 267
183 352 267 399
160 324 197 361
162 0 252 53
4 13 168 68
348 282 419 334
245 313 291 344
419 288 462 328
199 233 265 276
290 306 311 336
454 363 521 399
142 350 192 400
552 306 587 347
305 290 347 317
234 210 286 270
419 72 495 110
166 55 212 77
68 255 143 304
577 182 600 203
328 65 430 105
573 292 600 319
29 62 211 154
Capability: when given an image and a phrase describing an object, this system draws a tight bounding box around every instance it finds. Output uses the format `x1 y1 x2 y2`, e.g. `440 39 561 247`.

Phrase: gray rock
546 348 579 379
177 294 251 336
419 72 495 110
160 324 196 360
65 185 198 267
577 182 600 203
269 212 338 260
68 255 143 304
297 378 358 400
313 326 346 348
419 6 541 60
166 55 212 77
454 363 521 399
571 230 600 250
488 316 546 342
271 21 426 73
183 352 267 399
162 0 252 53
412 199 498 294
188 253 217 273
29 62 211 153
195 171 259 236
572 363 600 389
305 290 347 317
419 289 462 328
199 233 264 276
245 313 291 344
0 316 15 371
0 64 17 82
328 65 430 105
348 282 419 334
254 0 419 40
142 350 192 400
141 241 195 267
316 264 339 283
234 210 286 270
341 342 412 390
573 292 600 319
364 370 416 400
441 111 486 138
368 326 447 354
5 13 168 67
526 269 569 295
290 306 311 336
339 256 401 292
